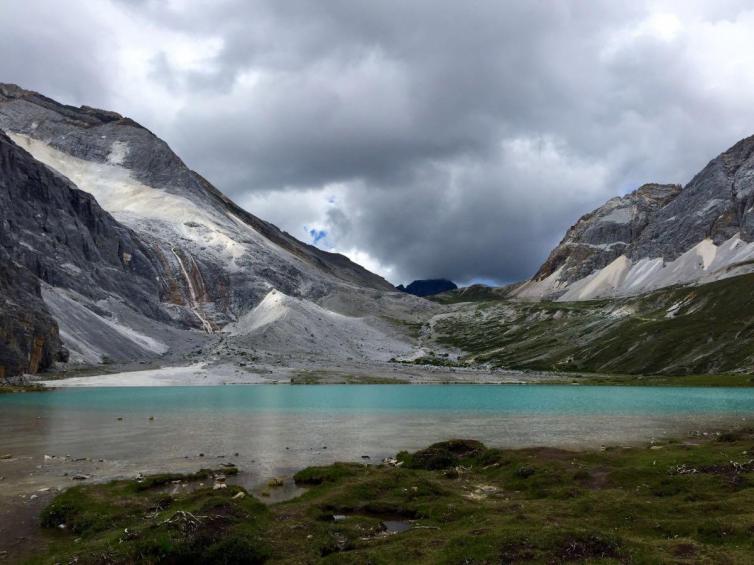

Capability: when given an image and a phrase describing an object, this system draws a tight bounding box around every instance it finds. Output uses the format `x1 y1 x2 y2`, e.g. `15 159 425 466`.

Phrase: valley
3 82 754 564
6 2 754 563
3 83 754 386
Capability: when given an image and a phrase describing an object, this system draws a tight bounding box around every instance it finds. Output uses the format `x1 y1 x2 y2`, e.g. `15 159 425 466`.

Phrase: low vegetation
290 370 408 384
29 429 754 563
0 382 48 394
431 273 754 376
566 372 754 387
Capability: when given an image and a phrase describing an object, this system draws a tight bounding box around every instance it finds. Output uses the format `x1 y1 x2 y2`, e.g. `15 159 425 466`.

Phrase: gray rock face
0 84 411 373
0 129 162 376
534 183 682 283
631 135 754 259
524 133 754 299
0 245 66 378
0 83 392 297
0 130 165 318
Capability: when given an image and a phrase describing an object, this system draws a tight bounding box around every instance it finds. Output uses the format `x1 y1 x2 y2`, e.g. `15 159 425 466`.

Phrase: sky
3 1 754 286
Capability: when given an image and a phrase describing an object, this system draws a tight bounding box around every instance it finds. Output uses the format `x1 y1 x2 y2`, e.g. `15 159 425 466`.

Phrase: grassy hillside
429 274 754 376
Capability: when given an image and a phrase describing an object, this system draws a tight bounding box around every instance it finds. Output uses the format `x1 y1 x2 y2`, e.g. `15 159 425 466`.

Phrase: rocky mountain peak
532 182 681 283
719 133 754 177
0 83 143 131
0 85 416 374
397 279 458 297
518 132 754 301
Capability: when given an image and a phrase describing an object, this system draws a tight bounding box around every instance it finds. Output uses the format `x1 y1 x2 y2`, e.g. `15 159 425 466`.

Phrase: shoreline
10 426 754 563
8 359 753 388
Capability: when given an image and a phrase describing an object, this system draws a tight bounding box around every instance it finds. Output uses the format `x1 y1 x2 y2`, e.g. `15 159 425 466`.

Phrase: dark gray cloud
3 1 754 284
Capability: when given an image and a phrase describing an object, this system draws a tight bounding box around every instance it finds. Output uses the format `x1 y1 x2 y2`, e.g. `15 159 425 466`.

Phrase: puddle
382 520 411 534
252 478 307 504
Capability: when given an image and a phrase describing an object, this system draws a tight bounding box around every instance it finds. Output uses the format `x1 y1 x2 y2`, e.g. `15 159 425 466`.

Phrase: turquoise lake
2 385 753 488
2 384 754 413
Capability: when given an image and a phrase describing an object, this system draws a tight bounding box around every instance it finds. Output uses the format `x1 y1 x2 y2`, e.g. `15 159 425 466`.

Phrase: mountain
0 84 425 376
0 128 171 372
516 134 754 300
397 279 458 297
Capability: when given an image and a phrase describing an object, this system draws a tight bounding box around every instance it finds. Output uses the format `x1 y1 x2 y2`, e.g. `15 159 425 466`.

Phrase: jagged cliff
516 135 754 300
0 129 163 374
0 246 65 378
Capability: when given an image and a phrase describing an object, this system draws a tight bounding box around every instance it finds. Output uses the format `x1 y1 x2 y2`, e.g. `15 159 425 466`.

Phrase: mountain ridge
0 83 393 294
515 133 754 301
0 83 425 376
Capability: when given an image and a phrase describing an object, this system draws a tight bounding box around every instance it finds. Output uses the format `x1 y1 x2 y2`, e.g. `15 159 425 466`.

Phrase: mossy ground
28 430 754 563
561 372 754 387
290 370 408 384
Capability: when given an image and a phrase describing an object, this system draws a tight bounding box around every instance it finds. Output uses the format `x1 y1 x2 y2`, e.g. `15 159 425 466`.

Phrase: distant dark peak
398 279 458 297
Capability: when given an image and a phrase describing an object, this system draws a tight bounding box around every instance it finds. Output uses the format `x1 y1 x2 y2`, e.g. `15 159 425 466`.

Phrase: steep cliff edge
0 246 65 378
0 130 170 375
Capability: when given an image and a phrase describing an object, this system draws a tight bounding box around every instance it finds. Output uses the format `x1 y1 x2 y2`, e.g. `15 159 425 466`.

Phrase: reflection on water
1 385 753 488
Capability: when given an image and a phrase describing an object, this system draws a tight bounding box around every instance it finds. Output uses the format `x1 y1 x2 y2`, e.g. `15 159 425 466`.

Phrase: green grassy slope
430 274 754 375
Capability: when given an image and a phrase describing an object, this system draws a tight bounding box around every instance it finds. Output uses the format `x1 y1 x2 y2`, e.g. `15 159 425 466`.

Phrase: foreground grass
29 430 754 563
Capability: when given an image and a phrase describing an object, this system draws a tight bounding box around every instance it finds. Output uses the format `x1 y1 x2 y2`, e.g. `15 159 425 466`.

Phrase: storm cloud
4 0 754 284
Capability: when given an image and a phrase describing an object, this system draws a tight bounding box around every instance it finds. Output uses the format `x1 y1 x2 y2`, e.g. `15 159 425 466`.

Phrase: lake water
2 385 753 489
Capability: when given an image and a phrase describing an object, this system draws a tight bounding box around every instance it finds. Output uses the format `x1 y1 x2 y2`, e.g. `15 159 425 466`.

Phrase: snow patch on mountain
9 133 271 269
107 140 129 165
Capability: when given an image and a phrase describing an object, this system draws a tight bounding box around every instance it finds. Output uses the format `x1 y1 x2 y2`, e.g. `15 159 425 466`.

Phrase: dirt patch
671 542 697 558
575 467 610 489
0 492 55 562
